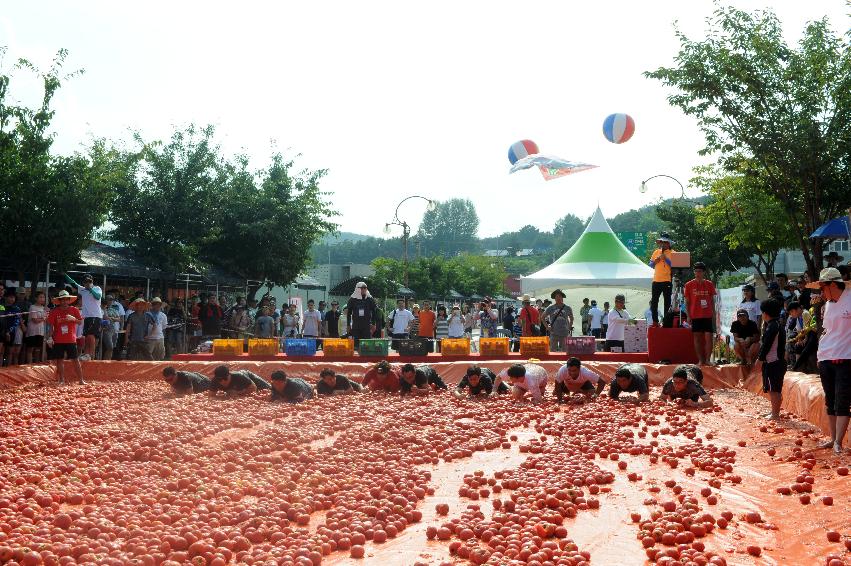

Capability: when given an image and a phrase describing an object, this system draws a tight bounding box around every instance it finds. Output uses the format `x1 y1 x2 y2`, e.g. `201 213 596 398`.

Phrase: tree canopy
646 6 851 275
416 198 479 256
369 255 505 300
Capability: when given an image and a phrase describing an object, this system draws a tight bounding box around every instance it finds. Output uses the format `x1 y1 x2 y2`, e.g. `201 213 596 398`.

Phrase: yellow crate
441 338 470 356
323 338 355 357
248 338 279 356
479 337 509 356
519 336 549 357
213 339 243 356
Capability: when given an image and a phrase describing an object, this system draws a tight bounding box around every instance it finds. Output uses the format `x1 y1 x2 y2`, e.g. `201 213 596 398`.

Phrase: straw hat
52 290 77 303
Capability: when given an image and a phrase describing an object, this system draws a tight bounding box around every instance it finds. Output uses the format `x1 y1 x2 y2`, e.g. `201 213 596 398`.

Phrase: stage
170 350 650 363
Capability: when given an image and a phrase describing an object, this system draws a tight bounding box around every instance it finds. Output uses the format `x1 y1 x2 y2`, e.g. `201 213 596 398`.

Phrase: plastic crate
441 338 470 356
519 336 549 357
358 339 390 357
213 339 243 356
565 336 596 356
284 338 317 356
396 338 430 356
248 338 279 356
479 337 510 356
323 338 355 357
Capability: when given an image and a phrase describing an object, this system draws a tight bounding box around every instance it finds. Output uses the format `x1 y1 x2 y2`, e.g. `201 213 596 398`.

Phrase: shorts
49 343 79 360
761 359 786 393
24 335 44 348
690 318 713 333
819 360 851 417
83 317 102 336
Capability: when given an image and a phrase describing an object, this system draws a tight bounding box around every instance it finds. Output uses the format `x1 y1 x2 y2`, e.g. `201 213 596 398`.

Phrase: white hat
519 294 532 302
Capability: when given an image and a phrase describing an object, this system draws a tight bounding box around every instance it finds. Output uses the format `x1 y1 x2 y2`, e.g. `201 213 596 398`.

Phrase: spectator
100 298 116 361
684 261 717 365
543 289 573 352
605 294 631 352
302 299 322 340
462 304 474 339
798 274 813 309
649 232 675 325
478 300 499 339
125 299 150 360
281 303 300 339
501 306 516 336
197 294 223 338
166 302 186 356
609 363 650 403
517 295 541 337
25 291 48 364
644 301 654 325
46 290 85 385
447 305 465 339
417 301 436 351
588 300 604 338
785 301 805 367
388 299 415 348
434 305 449 351
324 300 342 338
776 273 793 301
254 306 277 339
409 304 421 338
579 298 591 336
345 282 378 346
63 273 103 361
731 308 760 366
814 268 850 454
228 297 253 339
144 298 168 361
106 294 126 359
757 298 786 421
740 285 761 324
1 289 22 366
824 251 844 268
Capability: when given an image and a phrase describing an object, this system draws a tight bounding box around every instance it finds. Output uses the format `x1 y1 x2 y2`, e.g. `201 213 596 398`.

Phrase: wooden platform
169 351 651 363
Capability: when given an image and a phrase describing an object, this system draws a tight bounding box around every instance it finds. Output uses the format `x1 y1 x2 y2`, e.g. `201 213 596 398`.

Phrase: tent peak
583 206 613 234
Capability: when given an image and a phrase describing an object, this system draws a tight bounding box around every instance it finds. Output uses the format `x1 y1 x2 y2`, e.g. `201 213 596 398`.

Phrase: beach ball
508 139 539 165
602 113 635 144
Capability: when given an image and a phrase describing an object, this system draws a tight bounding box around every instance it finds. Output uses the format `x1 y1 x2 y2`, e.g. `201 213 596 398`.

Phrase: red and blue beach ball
602 113 635 144
507 139 539 165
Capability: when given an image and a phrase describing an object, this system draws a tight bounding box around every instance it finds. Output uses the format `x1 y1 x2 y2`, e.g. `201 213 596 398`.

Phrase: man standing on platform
649 232 675 326
517 295 541 337
388 299 414 350
579 298 591 336
64 273 103 361
684 262 717 365
345 282 377 346
417 301 437 352
324 300 342 338
543 289 573 352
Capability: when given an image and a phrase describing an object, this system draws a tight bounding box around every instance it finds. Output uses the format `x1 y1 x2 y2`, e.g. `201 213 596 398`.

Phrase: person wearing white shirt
588 301 604 338
644 302 654 325
814 268 851 455
740 285 761 324
493 363 548 403
388 299 415 350
605 294 632 352
302 300 323 339
554 357 607 402
447 305 465 338
64 273 103 360
144 297 169 360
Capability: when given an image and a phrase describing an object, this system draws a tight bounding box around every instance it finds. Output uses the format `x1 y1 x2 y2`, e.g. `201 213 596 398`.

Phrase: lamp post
384 195 436 288
639 174 685 199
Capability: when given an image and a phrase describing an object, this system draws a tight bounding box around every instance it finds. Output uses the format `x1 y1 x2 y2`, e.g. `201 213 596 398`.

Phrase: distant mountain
320 232 373 244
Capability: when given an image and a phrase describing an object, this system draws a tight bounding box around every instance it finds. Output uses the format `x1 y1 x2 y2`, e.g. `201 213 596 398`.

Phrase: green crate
358 339 390 357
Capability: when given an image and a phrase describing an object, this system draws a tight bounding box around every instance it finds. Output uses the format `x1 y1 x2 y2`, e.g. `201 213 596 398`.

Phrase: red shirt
518 306 540 336
47 306 83 344
684 279 717 320
361 368 401 392
417 310 436 337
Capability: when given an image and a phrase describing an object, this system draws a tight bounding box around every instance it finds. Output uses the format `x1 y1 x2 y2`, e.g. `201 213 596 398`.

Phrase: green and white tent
522 207 654 293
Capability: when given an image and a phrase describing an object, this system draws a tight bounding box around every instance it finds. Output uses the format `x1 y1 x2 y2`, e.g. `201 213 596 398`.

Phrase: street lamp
639 174 703 209
384 195 436 287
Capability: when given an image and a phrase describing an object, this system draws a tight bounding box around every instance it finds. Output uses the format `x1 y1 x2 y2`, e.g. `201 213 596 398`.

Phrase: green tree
0 48 113 292
446 255 505 297
369 257 405 300
694 164 797 284
417 198 479 255
206 153 337 287
646 6 851 275
552 214 585 254
656 200 751 282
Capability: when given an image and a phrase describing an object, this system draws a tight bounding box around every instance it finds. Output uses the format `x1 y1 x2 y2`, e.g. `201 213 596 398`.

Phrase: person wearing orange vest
648 232 675 326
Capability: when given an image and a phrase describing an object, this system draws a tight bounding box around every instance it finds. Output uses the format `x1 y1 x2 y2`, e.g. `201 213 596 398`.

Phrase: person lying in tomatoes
553 357 607 403
210 365 272 397
361 360 401 392
315 368 363 396
608 363 650 404
399 363 448 396
162 366 211 395
492 363 548 404
452 365 509 400
659 365 713 408
270 370 314 403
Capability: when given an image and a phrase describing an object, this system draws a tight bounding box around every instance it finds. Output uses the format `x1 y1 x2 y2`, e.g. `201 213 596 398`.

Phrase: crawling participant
660 365 713 408
162 366 211 394
399 363 448 396
361 360 401 392
553 357 606 402
315 368 363 396
270 370 315 403
453 365 509 399
493 362 548 404
671 363 704 384
608 363 650 404
210 365 272 397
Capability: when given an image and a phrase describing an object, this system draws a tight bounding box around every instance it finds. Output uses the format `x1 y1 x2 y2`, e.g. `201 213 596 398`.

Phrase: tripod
664 268 689 327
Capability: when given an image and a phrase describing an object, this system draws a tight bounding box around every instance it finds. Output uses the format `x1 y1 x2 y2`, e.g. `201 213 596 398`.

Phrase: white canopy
522 206 654 293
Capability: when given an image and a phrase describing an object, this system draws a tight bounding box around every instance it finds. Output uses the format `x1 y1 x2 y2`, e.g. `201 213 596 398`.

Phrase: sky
2 1 848 238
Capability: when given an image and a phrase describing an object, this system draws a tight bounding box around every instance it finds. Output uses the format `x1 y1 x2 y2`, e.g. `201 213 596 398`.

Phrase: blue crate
284 338 317 356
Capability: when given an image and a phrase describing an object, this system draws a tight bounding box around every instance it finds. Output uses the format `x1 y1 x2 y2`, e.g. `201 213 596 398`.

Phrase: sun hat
519 294 532 303
550 289 566 299
150 297 163 304
818 267 843 283
131 297 147 305
656 232 675 244
52 290 77 303
824 251 844 262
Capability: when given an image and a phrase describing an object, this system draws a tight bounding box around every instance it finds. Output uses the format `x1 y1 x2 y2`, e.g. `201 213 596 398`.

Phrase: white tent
522 206 654 293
